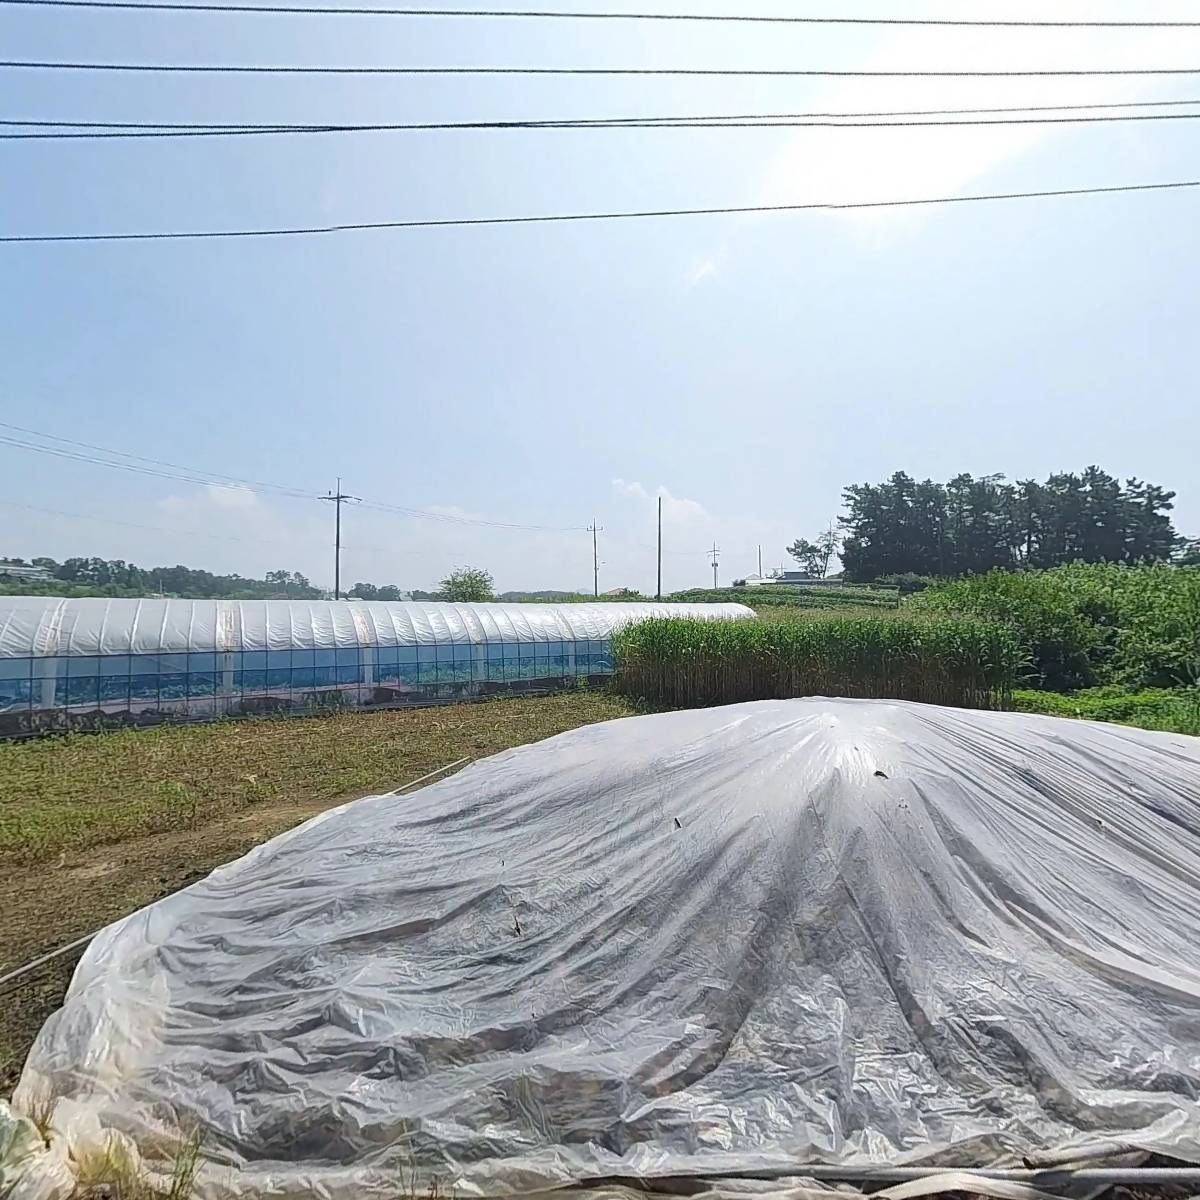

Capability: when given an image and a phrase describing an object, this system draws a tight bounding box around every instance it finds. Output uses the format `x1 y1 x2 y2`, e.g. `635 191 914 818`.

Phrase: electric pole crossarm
708 542 720 590
319 476 360 600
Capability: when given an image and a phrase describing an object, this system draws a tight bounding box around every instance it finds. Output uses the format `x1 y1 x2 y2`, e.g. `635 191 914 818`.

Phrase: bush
874 573 936 595
911 565 1200 691
910 571 1100 690
611 613 1020 711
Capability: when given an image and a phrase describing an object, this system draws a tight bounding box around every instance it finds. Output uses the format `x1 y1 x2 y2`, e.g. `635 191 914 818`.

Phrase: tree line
0 556 499 602
0 557 325 599
834 467 1185 584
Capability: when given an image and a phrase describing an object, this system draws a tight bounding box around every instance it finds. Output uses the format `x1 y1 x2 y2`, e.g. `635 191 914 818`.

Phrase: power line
4 178 1196 245
7 97 1199 138
3 0 1200 27
356 497 585 532
8 59 1200 77
11 107 1200 138
0 422 588 532
0 419 313 498
0 431 303 492
0 498 306 545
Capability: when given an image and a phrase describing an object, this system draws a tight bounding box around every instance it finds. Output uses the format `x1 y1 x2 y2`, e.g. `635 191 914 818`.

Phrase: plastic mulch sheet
12 699 1200 1198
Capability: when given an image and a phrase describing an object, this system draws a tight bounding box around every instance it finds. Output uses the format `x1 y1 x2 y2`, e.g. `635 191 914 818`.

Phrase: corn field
611 613 1021 710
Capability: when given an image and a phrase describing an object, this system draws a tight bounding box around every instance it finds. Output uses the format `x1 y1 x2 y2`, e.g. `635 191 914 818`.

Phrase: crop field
612 611 1020 710
3 563 1196 1093
669 584 900 611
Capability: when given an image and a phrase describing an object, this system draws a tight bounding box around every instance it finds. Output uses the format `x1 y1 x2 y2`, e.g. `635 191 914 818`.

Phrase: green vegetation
667 584 900 611
611 612 1020 711
0 692 633 865
840 466 1179 581
437 565 496 602
1013 687 1200 736
0 558 324 600
786 528 840 578
911 563 1200 691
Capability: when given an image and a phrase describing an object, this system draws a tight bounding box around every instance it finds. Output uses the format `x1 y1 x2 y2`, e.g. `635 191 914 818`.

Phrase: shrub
611 613 1020 711
909 570 1101 690
874 573 937 595
911 565 1200 690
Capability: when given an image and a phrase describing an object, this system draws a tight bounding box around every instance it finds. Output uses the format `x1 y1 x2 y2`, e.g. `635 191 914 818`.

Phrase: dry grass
73 1128 202 1200
0 693 635 867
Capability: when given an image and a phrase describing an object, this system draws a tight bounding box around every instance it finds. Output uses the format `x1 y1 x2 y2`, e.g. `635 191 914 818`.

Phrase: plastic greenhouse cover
12 699 1200 1200
0 597 753 659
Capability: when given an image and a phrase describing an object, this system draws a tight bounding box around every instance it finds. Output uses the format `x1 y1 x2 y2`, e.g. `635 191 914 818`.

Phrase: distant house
603 587 637 597
0 562 54 583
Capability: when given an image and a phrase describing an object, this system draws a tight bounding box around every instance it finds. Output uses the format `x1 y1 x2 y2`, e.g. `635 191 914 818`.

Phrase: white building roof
0 597 754 658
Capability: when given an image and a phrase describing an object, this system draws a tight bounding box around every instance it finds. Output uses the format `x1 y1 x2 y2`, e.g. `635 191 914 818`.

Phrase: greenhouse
0 596 752 736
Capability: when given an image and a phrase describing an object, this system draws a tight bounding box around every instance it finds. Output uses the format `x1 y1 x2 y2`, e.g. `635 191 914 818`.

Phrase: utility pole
656 496 663 601
588 520 603 597
757 544 763 579
708 542 720 590
319 477 359 600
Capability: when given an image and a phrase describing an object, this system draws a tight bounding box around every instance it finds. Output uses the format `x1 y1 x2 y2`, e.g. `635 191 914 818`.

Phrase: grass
0 692 635 867
1013 687 1200 735
611 612 1021 711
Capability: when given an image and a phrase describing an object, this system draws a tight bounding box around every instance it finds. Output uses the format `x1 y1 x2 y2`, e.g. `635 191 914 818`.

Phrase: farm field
3 562 1198 1091
0 692 635 1089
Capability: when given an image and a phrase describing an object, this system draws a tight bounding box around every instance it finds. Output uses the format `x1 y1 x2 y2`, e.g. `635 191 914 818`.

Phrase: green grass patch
0 692 635 865
1013 687 1200 735
612 612 1020 711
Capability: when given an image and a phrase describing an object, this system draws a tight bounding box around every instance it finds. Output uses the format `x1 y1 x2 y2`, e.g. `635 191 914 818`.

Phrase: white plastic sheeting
0 597 753 658
14 699 1200 1199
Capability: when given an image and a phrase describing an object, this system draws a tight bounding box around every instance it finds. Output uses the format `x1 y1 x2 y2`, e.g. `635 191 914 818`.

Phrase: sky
1 0 1198 594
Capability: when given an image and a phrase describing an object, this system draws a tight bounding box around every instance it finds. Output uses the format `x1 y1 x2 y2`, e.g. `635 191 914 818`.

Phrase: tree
787 529 840 578
349 582 404 601
839 466 1178 582
786 538 823 576
439 566 495 602
1175 537 1200 567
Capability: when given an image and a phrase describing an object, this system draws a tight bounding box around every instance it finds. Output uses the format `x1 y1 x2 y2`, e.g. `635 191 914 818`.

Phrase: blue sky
2 0 1198 593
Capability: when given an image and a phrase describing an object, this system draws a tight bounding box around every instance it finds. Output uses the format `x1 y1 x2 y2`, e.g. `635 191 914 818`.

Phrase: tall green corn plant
611 614 1020 710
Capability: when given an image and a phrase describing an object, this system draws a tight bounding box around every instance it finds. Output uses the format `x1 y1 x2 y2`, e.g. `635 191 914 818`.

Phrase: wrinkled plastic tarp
16 699 1200 1197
